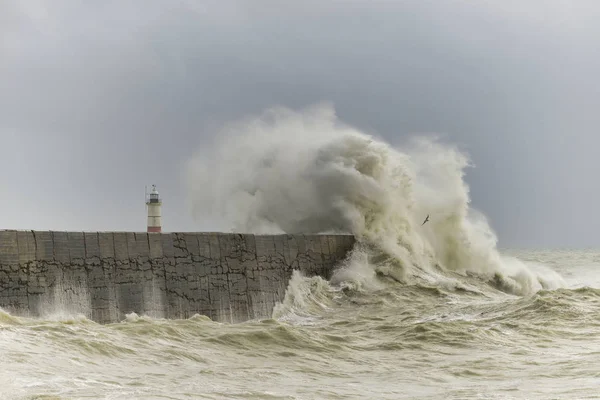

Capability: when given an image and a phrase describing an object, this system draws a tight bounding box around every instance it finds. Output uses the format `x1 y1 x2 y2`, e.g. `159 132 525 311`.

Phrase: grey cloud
1 0 599 247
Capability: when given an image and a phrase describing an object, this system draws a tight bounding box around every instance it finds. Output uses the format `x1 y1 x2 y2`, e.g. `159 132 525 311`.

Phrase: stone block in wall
27 274 49 317
165 262 190 319
114 253 148 319
28 260 45 279
219 234 258 274
116 282 143 318
197 234 212 260
114 261 134 286
242 234 258 269
321 235 332 259
88 263 117 324
246 268 277 320
163 256 184 318
208 234 220 261
342 235 355 258
98 232 115 259
84 232 101 259
172 233 188 258
163 238 216 319
293 235 313 274
246 290 273 320
1 271 29 314
251 267 293 320
148 258 168 319
296 234 307 254
39 261 59 289
148 234 163 258
126 232 137 259
35 231 54 261
304 235 325 276
283 235 299 269
0 231 19 265
161 233 175 258
208 273 231 322
0 265 9 291
96 243 118 323
67 232 86 263
174 255 193 277
0 266 12 306
325 235 338 268
38 261 91 319
52 231 70 263
169 256 193 317
113 233 129 260
195 275 211 317
255 235 273 261
320 235 334 275
228 273 249 322
61 260 88 286
330 234 344 261
272 235 286 266
17 231 36 264
134 233 150 259
183 233 200 257
255 235 285 271
142 273 167 319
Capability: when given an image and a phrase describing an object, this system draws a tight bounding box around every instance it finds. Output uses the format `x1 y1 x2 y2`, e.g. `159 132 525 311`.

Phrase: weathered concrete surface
0 231 355 323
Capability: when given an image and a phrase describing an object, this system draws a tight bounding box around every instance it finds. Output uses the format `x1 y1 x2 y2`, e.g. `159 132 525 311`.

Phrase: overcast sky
1 0 599 248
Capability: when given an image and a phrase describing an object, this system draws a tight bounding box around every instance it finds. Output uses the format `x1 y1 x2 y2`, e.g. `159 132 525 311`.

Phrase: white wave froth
187 103 565 296
271 270 337 324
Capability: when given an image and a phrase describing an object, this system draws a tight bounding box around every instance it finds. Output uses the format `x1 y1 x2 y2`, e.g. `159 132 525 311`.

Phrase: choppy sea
1 249 599 400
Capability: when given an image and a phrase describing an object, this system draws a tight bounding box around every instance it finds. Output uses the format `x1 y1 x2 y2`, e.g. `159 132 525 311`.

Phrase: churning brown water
2 249 599 400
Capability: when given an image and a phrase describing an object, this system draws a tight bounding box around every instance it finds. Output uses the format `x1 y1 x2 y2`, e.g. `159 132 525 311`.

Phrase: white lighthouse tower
146 184 162 233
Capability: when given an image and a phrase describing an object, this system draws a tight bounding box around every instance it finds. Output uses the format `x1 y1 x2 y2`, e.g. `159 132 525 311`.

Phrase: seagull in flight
422 214 430 226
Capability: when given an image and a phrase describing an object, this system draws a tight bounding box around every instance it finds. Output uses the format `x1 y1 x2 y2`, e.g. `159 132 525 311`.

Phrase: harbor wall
0 231 355 323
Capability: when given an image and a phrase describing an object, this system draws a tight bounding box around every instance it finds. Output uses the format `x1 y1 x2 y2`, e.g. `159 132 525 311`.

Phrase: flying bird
422 215 430 226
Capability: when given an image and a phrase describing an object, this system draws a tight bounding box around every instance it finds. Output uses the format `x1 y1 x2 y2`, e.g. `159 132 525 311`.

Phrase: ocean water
2 249 599 400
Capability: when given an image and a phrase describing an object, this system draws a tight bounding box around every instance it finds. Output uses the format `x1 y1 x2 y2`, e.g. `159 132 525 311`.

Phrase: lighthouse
146 184 162 233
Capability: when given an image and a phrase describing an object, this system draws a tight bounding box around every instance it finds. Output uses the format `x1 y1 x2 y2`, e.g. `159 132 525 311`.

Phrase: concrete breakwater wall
0 231 355 324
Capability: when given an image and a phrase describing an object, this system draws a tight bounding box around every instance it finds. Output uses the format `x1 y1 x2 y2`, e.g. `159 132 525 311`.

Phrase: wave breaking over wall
187 103 565 296
0 230 355 323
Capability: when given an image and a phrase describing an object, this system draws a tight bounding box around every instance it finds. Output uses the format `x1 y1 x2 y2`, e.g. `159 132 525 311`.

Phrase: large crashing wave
186 103 564 296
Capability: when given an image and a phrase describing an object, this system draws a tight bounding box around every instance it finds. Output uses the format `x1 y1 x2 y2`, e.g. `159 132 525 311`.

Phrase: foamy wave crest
0 308 22 325
187 103 564 295
272 270 337 323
